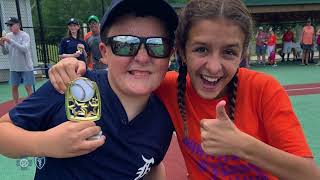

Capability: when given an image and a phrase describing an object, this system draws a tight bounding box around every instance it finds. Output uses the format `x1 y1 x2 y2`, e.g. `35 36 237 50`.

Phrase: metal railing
35 41 60 65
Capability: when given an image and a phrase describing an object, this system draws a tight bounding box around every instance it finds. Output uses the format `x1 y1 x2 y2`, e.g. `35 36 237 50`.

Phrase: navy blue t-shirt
59 37 89 62
9 70 174 180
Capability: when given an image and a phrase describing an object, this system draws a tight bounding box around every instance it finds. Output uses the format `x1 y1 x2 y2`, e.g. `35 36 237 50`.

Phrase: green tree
31 0 111 42
30 0 186 42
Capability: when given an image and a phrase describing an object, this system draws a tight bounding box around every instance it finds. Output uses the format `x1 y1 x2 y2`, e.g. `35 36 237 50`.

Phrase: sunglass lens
112 36 140 56
146 38 171 58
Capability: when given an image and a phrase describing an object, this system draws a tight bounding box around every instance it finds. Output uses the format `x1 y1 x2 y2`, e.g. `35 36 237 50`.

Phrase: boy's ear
99 43 107 55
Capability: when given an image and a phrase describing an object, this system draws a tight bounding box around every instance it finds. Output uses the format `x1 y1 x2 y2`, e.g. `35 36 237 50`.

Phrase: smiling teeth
202 75 218 83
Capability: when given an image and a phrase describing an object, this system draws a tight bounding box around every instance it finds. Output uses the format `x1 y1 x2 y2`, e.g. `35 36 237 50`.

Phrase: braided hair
177 56 188 137
227 69 239 121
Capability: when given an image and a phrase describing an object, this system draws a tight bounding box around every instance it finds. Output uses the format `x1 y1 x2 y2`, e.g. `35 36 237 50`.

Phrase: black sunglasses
104 35 173 58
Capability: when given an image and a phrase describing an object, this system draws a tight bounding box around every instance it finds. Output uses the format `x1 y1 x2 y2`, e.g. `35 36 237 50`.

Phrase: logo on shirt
35 157 46 170
182 138 269 179
134 155 154 180
16 157 33 170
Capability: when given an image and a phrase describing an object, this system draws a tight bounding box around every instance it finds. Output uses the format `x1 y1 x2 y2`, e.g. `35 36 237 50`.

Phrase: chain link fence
0 0 38 82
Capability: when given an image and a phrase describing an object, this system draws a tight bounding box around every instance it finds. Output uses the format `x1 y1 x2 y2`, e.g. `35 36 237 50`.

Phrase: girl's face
184 18 245 99
9 23 20 33
99 15 171 98
68 24 80 34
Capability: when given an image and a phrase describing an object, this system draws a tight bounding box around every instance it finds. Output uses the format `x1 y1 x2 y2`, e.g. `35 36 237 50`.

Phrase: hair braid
177 60 188 138
228 70 239 121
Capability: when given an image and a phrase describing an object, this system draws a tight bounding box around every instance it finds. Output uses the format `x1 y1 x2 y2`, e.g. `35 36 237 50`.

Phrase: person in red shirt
47 0 320 179
267 28 277 66
282 27 294 61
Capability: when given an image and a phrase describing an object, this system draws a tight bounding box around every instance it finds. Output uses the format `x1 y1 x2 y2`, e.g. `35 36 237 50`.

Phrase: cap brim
68 22 79 25
5 22 14 25
88 19 99 23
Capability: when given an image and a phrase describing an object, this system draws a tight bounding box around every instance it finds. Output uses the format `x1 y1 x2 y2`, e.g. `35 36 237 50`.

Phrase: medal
65 77 101 121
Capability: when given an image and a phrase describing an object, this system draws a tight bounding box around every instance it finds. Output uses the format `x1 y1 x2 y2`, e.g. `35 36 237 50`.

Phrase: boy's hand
40 121 105 158
48 58 86 94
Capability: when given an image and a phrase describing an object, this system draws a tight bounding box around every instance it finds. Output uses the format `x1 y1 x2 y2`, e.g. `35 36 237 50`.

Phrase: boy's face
184 18 245 100
89 21 100 33
99 15 171 98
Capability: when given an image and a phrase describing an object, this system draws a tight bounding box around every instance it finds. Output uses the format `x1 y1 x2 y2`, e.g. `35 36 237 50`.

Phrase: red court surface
284 83 320 96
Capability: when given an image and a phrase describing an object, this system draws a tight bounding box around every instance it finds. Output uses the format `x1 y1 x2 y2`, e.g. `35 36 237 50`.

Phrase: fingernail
102 135 106 140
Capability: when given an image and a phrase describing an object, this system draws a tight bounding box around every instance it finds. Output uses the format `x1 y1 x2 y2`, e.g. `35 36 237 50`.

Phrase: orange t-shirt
302 26 314 45
84 31 93 42
155 68 312 180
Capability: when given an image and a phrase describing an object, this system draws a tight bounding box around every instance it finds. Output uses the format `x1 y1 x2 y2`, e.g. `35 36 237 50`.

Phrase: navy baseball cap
100 0 178 38
5 17 20 26
67 18 80 25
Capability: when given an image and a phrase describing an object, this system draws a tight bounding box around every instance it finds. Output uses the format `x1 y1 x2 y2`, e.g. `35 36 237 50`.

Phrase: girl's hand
40 121 105 158
77 44 85 50
74 51 82 57
200 100 248 156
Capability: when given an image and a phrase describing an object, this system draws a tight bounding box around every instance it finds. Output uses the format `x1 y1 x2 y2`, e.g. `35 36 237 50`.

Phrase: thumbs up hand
200 100 246 156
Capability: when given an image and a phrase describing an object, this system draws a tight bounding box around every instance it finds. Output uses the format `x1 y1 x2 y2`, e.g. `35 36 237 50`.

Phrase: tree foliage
30 0 187 42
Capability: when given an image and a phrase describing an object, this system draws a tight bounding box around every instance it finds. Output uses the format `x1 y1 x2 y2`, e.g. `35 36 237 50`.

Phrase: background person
282 27 294 62
0 17 35 105
255 26 267 64
85 15 107 70
300 18 314 65
267 27 277 66
316 27 320 65
59 18 88 62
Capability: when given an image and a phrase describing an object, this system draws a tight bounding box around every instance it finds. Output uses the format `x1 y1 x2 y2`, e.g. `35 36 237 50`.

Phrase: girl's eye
193 47 208 54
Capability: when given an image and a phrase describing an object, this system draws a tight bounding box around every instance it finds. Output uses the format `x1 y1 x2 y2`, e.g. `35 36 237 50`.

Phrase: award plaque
65 77 101 122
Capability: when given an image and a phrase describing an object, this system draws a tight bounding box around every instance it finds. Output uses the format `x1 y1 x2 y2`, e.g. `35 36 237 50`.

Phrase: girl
48 0 320 179
267 28 277 66
59 18 88 62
